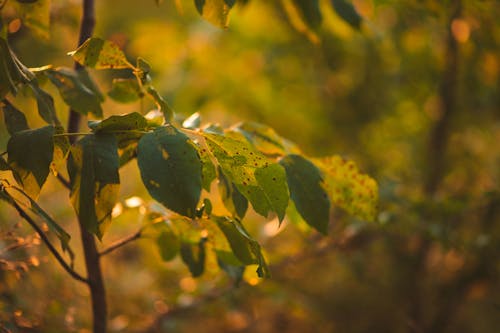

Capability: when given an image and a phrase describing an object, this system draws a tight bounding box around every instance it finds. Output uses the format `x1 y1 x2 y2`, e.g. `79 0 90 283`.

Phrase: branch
6 194 88 284
98 229 143 257
56 174 71 190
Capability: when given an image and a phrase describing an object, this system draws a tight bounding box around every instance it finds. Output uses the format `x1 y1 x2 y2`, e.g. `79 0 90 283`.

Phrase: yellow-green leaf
68 37 134 70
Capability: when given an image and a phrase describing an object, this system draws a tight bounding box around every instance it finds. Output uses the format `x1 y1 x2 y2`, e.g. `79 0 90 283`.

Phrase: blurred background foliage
1 0 499 332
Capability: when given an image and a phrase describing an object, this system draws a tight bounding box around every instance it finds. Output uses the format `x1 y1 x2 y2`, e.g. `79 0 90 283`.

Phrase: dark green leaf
2 101 29 135
146 86 173 122
193 142 216 192
331 0 362 29
88 112 148 133
213 216 270 277
67 134 120 238
137 126 202 217
30 84 60 126
204 132 289 221
68 37 133 69
157 229 180 261
180 239 206 277
280 154 330 234
291 0 322 30
0 38 31 97
45 67 103 118
7 126 54 198
108 78 141 103
218 167 248 219
194 0 235 28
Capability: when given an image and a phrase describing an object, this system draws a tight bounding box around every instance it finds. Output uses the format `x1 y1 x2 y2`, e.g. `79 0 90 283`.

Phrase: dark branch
99 229 143 257
7 196 88 284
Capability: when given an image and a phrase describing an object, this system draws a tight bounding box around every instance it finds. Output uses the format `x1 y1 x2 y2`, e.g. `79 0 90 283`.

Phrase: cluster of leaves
1 0 375 279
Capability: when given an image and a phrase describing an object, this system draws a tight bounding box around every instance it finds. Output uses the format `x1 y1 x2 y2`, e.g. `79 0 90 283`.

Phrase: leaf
218 167 248 219
13 0 51 39
194 0 235 28
68 37 133 70
291 0 322 30
192 142 216 192
180 239 206 277
203 132 289 221
234 122 299 156
146 86 173 123
7 126 54 198
88 112 148 133
0 155 10 170
67 134 120 238
2 100 29 135
45 67 103 117
108 78 141 103
279 154 330 234
314 156 378 221
0 38 30 97
30 84 60 126
157 229 180 261
137 126 202 217
331 0 362 29
7 185 74 262
213 216 270 278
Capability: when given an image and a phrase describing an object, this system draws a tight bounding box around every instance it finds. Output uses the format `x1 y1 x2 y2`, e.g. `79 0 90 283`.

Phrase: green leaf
331 0 362 29
0 38 31 97
234 122 299 156
108 78 141 103
13 0 51 39
67 134 120 238
7 185 74 263
213 216 270 277
180 239 206 277
146 86 173 123
137 126 202 217
218 167 248 219
68 37 133 70
280 154 330 234
2 100 29 135
45 67 103 118
7 126 54 198
194 0 235 28
157 229 180 261
314 156 378 221
204 132 289 221
193 142 216 192
30 84 60 126
291 0 322 30
88 112 148 133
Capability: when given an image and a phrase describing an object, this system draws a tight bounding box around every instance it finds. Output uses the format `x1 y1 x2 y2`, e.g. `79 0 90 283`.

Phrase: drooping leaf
213 216 270 277
280 154 330 234
0 38 31 97
146 86 173 123
331 0 362 29
314 156 378 221
291 0 322 30
68 37 133 70
203 132 289 221
7 185 74 263
2 100 29 135
45 67 103 117
218 167 248 219
157 229 180 261
7 126 54 198
67 134 120 238
194 0 235 28
137 126 202 217
180 239 206 277
13 0 51 39
108 78 141 103
30 84 60 126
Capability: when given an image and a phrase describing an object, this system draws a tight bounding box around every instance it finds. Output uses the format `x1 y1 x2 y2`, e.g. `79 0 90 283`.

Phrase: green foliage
67 134 120 238
137 126 203 218
68 37 133 70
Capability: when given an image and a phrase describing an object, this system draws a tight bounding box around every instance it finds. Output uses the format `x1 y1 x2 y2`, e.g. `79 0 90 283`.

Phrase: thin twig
6 194 88 284
98 229 143 257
